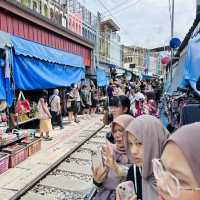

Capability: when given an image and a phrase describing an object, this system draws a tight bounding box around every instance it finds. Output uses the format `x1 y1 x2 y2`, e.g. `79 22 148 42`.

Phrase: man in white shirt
49 89 64 129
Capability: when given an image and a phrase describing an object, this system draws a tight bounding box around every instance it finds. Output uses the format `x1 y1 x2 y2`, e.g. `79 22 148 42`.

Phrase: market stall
0 31 85 174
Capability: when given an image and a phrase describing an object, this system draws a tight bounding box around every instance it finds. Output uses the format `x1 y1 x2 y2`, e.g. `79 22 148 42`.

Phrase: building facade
122 45 163 76
0 0 97 73
98 19 122 72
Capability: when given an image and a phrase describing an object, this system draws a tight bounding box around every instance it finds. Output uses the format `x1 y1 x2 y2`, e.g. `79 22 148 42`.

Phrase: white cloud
79 0 196 48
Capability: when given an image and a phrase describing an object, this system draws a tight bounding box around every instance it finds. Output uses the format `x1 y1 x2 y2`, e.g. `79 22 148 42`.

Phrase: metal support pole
170 0 175 83
95 12 101 71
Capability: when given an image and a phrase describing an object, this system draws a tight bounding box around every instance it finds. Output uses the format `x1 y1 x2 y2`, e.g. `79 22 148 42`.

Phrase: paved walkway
0 114 103 200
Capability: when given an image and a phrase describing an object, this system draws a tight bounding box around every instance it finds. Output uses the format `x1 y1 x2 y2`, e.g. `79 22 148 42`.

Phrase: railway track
11 125 110 200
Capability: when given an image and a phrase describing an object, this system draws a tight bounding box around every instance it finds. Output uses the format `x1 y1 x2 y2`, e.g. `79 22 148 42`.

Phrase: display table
17 117 38 126
0 130 29 149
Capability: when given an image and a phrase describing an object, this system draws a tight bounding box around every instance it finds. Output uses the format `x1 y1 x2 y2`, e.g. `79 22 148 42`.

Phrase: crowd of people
37 81 102 140
35 75 200 200
90 77 200 200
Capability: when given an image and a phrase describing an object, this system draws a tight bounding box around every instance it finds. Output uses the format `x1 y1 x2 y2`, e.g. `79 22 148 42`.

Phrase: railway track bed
17 125 110 200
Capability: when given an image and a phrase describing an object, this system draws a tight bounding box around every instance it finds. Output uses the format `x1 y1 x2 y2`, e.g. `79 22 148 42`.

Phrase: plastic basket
0 153 9 174
27 138 42 157
2 145 28 168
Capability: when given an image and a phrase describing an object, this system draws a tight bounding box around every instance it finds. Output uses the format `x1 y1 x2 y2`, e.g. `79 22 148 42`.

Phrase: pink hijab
112 114 134 134
165 122 200 186
111 114 135 153
95 114 134 200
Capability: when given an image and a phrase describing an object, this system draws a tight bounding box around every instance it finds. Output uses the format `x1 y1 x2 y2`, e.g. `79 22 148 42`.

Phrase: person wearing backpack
49 89 64 129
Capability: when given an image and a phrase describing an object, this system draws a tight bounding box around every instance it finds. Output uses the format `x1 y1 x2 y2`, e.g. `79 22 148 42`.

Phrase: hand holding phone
91 148 109 183
116 181 137 200
102 142 117 172
91 149 104 170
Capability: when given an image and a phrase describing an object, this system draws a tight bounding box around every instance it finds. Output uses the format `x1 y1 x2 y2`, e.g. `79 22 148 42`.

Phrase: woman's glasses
152 158 200 198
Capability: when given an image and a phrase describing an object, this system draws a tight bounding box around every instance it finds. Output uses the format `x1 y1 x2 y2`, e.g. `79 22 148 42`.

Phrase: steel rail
10 125 105 200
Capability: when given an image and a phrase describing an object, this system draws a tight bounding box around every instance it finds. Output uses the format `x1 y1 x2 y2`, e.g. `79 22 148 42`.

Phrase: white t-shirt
74 89 81 102
49 95 61 112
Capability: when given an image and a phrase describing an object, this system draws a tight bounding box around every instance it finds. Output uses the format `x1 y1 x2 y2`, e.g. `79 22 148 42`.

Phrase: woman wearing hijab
124 115 170 200
93 114 134 200
153 122 200 200
104 115 169 200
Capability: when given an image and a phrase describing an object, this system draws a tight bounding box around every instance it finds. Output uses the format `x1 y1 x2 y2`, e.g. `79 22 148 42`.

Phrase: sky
79 0 196 48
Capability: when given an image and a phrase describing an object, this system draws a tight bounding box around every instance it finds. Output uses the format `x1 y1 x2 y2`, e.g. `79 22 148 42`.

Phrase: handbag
15 91 31 114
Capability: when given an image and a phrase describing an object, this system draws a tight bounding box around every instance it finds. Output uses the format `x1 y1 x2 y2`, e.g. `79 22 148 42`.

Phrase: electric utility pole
170 0 175 83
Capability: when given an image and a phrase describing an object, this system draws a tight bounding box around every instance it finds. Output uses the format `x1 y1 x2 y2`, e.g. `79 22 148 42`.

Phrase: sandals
43 136 53 141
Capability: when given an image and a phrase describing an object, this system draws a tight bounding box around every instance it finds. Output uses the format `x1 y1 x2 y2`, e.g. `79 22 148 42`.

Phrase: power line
95 0 133 38
104 0 141 17
102 0 136 15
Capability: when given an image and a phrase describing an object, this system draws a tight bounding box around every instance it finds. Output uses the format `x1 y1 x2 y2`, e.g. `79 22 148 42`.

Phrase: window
33 1 37 12
44 4 48 17
50 8 54 19
21 0 28 6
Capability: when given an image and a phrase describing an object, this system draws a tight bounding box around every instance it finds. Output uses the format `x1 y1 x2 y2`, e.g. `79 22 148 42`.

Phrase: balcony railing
15 0 97 43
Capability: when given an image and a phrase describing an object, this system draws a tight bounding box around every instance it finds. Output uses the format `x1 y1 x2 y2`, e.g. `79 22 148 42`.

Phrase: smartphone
91 149 104 170
116 181 137 200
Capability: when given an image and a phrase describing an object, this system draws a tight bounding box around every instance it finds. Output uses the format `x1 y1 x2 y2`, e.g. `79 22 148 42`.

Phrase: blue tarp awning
0 66 6 100
165 34 200 95
141 74 153 80
96 67 109 86
184 34 200 95
166 56 185 94
10 35 85 90
13 55 85 90
11 35 84 68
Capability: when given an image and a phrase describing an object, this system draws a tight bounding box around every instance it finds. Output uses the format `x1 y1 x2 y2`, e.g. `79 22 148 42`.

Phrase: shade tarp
0 67 6 100
184 34 200 95
166 56 185 94
96 67 109 86
8 34 85 90
13 55 84 90
141 74 153 80
11 35 84 68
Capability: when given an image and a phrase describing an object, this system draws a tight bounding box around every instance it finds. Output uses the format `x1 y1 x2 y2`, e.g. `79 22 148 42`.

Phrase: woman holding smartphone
103 115 169 200
153 122 200 200
92 114 134 200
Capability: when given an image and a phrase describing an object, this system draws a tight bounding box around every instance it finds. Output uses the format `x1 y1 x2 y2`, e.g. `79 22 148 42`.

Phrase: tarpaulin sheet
11 35 84 68
13 55 85 90
0 67 6 100
141 74 153 80
166 56 185 94
184 34 200 95
96 67 109 86
164 34 200 95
